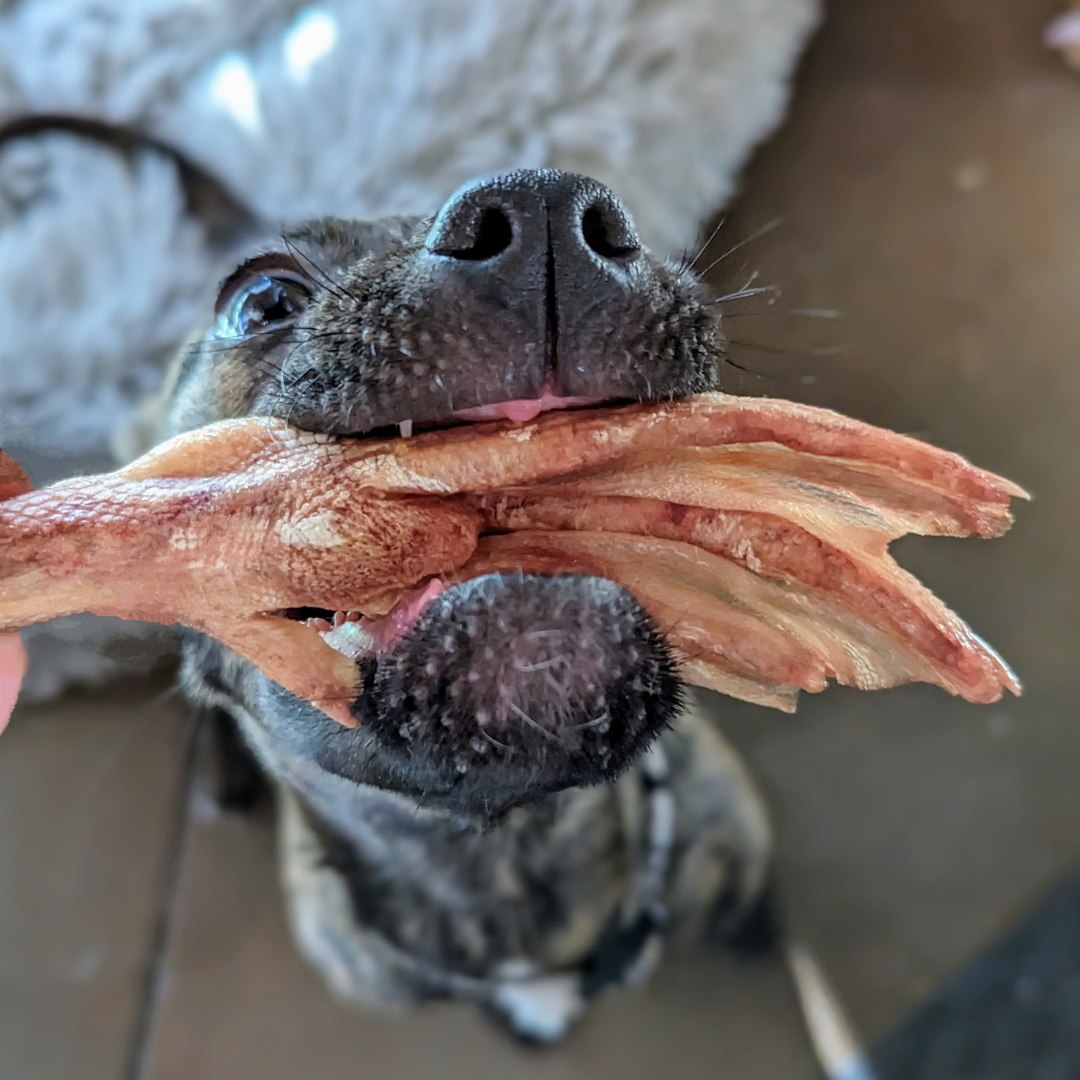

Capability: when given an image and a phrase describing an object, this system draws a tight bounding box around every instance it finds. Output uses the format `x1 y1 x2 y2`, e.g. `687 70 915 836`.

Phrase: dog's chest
235 704 637 971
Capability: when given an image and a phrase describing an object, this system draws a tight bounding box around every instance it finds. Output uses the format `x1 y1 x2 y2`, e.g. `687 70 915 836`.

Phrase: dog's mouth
281 388 616 664
290 577 447 661
270 388 681 805
265 383 683 802
350 572 681 805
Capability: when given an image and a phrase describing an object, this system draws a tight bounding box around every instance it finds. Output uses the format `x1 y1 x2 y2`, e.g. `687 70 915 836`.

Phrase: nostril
439 207 513 261
581 203 639 260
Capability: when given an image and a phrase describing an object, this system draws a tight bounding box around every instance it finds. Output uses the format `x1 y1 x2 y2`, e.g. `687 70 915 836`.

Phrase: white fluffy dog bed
0 0 818 700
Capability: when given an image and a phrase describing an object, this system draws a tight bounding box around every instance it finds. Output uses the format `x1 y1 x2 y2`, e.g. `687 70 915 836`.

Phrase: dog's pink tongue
450 391 604 424
0 631 26 735
365 578 446 652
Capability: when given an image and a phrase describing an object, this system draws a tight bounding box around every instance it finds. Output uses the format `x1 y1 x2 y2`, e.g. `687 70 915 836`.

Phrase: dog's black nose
423 169 643 398
427 169 640 265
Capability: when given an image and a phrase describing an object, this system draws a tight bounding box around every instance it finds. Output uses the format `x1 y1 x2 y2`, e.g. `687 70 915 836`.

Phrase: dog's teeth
320 620 377 661
306 617 332 632
345 610 361 621
399 419 413 438
333 610 346 627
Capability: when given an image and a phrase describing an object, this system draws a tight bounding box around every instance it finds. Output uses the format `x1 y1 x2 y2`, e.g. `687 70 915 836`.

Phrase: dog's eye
218 274 311 337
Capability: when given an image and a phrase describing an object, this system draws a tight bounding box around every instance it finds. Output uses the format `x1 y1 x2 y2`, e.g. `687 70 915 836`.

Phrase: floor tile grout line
121 707 204 1080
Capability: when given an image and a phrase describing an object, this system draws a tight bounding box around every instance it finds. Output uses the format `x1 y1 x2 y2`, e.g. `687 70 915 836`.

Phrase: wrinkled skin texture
0 397 1022 728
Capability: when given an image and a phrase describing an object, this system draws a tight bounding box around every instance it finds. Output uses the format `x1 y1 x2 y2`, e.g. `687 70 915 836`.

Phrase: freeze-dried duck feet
211 615 363 728
0 452 32 503
0 393 1025 725
475 494 1020 704
324 395 1024 526
455 528 1018 709
0 438 481 630
0 428 481 726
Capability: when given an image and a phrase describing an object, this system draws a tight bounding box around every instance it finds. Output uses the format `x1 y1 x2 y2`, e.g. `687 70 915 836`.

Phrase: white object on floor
789 944 880 1080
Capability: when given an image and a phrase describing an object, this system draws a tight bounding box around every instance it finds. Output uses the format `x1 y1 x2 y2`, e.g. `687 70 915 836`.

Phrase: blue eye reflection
217 274 308 338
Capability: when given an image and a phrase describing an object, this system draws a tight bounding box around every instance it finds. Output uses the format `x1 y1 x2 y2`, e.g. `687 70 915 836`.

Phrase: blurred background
2 1 1079 1077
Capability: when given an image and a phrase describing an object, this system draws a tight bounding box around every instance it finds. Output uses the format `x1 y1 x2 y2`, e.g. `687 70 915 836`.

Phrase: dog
152 168 774 1043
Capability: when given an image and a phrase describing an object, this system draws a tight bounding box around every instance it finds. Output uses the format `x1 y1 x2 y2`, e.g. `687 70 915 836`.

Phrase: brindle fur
155 171 773 1040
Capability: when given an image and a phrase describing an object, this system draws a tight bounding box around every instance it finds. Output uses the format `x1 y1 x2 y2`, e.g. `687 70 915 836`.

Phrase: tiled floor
5 1 1080 1076
0 682 193 1080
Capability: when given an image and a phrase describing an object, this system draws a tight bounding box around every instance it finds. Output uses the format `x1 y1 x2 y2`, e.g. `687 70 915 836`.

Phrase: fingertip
0 631 27 736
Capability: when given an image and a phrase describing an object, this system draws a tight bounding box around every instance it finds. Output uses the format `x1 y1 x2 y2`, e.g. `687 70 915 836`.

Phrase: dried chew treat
0 394 1025 725
0 421 482 725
